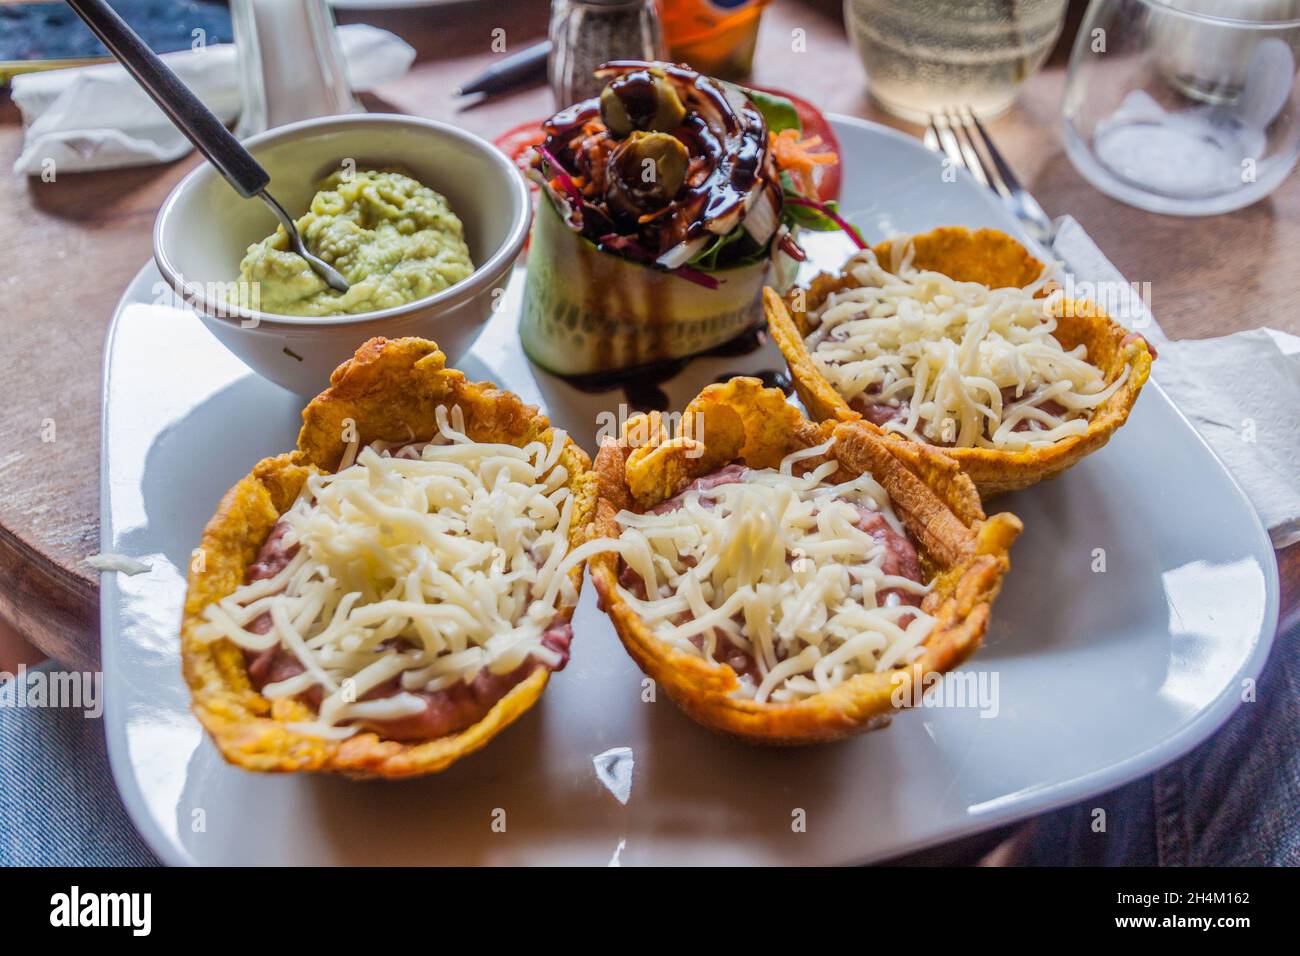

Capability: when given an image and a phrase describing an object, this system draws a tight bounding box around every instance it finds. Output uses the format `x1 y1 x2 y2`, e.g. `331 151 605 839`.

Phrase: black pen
455 40 551 97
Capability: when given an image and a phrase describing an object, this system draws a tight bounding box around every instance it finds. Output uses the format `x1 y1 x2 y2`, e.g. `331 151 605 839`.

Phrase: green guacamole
236 169 474 317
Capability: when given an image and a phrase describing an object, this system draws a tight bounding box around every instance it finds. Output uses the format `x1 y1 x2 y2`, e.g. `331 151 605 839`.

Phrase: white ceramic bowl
153 114 531 394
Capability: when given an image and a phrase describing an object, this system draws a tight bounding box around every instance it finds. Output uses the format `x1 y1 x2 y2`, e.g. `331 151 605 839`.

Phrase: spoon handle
64 0 270 198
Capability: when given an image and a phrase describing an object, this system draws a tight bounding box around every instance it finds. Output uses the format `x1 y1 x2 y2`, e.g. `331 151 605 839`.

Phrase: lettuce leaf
731 84 801 135
688 225 767 271
777 172 840 231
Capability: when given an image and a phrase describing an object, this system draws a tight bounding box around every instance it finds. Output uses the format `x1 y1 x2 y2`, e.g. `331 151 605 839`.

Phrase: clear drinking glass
1062 0 1300 215
843 0 1068 121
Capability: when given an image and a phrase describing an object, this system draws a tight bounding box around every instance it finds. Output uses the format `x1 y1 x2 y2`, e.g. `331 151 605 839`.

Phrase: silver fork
924 107 1055 245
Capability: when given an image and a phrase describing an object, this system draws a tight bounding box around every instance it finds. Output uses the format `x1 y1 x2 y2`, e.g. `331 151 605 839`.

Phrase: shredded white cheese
562 440 935 703
86 553 151 576
196 406 578 738
805 244 1127 450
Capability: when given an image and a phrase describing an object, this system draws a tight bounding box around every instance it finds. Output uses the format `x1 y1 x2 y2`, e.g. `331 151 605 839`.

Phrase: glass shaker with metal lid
549 0 667 105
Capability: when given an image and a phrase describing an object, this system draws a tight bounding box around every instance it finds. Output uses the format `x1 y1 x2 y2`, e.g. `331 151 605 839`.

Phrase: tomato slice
494 120 547 191
746 84 842 202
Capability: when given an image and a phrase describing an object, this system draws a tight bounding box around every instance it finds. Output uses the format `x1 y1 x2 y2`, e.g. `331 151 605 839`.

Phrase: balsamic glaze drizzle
559 323 792 412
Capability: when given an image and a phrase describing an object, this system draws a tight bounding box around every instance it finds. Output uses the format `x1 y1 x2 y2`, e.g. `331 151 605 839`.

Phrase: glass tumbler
1062 0 1300 215
843 0 1068 121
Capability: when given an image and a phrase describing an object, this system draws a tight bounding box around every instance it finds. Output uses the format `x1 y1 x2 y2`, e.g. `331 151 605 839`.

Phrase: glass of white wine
843 0 1068 122
1062 0 1300 215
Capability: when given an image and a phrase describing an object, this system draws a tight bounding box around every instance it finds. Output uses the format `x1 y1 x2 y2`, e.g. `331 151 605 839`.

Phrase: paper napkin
1053 216 1300 548
10 24 416 175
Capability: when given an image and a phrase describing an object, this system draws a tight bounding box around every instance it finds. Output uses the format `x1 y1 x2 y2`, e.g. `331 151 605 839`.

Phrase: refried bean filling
240 451 573 743
616 463 924 682
848 386 1068 440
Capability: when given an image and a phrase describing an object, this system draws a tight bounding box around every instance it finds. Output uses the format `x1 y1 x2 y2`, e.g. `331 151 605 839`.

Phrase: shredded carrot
770 129 838 198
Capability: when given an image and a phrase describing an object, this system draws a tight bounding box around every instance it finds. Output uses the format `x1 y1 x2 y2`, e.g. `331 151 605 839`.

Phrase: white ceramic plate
100 117 1279 865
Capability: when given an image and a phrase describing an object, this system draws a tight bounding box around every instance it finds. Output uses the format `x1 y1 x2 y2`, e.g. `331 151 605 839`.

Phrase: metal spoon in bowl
65 0 350 294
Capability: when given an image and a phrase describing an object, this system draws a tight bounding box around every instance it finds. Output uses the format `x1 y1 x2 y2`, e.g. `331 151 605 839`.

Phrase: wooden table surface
1 0 1296 670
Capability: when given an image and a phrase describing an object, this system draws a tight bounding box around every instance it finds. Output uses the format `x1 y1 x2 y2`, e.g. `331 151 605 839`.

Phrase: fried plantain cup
181 337 596 778
587 377 1022 745
766 226 1154 497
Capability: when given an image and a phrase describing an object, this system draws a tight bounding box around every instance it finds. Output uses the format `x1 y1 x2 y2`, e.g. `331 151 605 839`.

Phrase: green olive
620 131 688 201
599 72 687 136
600 84 634 138
645 76 686 132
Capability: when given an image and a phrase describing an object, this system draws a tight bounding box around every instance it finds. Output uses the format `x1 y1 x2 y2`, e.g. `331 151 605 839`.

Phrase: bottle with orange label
659 0 769 81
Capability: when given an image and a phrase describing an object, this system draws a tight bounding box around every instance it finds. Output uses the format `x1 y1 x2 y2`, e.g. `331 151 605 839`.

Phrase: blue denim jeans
998 616 1300 866
0 664 157 866
2 619 1296 866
